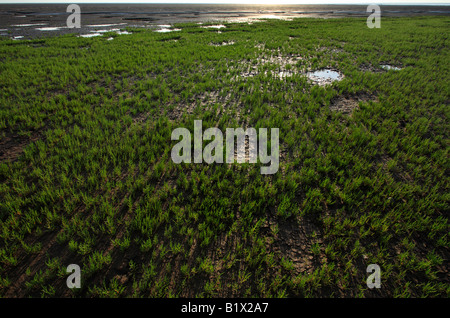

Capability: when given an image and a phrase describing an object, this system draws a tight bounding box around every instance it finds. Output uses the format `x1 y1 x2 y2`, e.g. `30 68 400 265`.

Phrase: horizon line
0 1 449 5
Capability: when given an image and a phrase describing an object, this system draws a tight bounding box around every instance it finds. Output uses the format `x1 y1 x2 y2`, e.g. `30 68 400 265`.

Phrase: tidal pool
36 27 65 31
12 23 47 27
90 29 120 33
79 33 102 38
79 30 132 38
116 30 132 35
201 25 226 29
86 23 127 27
380 64 402 71
306 69 343 85
155 28 181 33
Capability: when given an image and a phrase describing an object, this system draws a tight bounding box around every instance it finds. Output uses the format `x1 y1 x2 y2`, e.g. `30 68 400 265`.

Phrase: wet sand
0 4 449 40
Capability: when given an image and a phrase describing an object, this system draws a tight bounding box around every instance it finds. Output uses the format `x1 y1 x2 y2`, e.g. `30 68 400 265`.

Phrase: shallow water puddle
36 27 66 31
155 25 181 33
90 28 120 33
79 29 132 38
307 69 343 85
79 33 102 38
380 64 402 71
256 15 294 21
155 28 181 33
12 23 47 27
116 30 132 35
201 25 226 29
86 23 127 27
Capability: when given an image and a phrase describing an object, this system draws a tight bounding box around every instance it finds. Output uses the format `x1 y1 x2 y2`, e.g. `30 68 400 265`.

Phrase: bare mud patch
359 63 384 73
209 41 235 46
167 91 235 121
262 215 325 276
316 46 345 54
329 93 377 115
232 53 303 80
0 131 41 162
131 111 151 124
233 133 257 164
258 54 303 67
360 63 403 73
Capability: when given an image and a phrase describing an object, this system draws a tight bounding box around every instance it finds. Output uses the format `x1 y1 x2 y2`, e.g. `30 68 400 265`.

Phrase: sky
0 0 449 4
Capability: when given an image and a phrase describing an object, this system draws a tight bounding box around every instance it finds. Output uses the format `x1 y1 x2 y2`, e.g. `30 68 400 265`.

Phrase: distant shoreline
1 4 449 39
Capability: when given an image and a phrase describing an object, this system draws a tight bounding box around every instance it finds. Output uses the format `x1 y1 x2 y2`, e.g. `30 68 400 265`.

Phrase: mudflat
1 4 449 39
